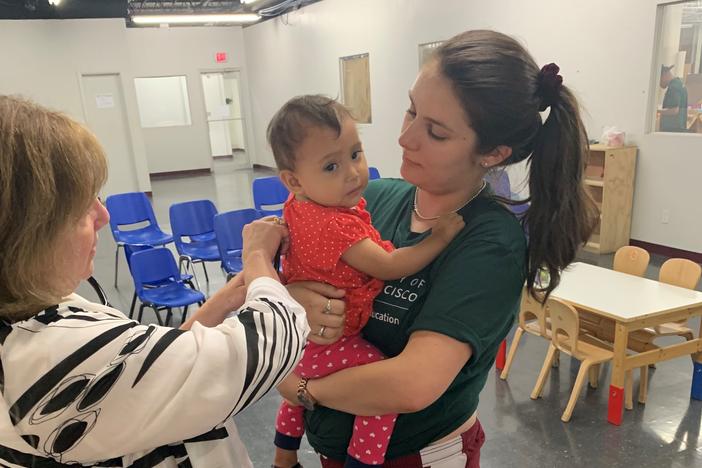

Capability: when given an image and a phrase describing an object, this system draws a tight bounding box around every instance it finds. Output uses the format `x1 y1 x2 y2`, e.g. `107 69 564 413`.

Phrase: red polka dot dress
282 195 394 336
274 195 397 467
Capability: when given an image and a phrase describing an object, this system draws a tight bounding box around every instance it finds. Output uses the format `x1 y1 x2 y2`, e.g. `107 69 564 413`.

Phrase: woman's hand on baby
261 215 291 255
242 217 289 264
431 212 465 244
286 281 346 345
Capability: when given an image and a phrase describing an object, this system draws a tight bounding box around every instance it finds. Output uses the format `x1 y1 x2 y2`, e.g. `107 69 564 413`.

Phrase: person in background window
659 64 689 132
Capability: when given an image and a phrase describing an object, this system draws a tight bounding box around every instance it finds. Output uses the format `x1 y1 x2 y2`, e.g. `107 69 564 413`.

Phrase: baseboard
253 163 277 171
212 155 234 160
149 168 211 179
629 239 702 263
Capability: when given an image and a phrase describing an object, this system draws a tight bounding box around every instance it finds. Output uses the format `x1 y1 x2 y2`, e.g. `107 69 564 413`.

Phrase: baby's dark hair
267 95 353 171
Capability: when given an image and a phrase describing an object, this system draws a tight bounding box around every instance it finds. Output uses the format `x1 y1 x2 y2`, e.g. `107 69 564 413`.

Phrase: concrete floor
81 161 702 468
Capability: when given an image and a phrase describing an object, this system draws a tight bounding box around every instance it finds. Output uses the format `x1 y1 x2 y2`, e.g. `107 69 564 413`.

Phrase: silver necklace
413 180 487 221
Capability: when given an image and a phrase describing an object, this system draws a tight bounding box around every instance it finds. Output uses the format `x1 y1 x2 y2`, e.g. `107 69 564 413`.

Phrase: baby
268 95 464 468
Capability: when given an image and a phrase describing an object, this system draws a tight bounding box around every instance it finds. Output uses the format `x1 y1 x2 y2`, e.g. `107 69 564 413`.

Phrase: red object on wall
216 52 227 63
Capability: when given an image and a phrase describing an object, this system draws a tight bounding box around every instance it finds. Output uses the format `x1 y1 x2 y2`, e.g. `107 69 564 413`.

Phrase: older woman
0 95 309 467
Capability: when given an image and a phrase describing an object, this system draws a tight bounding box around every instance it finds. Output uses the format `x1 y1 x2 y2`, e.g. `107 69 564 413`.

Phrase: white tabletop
551 262 702 323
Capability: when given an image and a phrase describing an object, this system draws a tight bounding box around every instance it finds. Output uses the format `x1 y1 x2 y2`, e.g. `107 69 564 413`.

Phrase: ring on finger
318 325 327 337
323 298 332 314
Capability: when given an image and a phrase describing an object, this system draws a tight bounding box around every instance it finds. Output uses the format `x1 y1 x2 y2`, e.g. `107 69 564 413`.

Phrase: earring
481 161 489 168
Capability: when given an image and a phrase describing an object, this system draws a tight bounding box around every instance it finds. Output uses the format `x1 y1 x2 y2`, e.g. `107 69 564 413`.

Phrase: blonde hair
0 95 107 320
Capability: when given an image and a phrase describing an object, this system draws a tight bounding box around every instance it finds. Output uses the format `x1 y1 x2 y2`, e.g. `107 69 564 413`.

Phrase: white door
223 73 246 151
201 71 250 164
81 74 139 196
202 72 232 157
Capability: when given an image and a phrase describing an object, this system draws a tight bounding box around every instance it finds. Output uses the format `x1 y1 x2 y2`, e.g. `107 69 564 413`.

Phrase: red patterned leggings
275 335 397 466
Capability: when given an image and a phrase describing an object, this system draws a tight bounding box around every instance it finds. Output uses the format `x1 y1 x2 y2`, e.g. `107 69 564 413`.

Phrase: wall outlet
661 209 670 224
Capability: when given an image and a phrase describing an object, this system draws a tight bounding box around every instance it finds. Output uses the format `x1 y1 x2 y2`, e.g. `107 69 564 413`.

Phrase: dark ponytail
526 85 599 299
436 30 598 300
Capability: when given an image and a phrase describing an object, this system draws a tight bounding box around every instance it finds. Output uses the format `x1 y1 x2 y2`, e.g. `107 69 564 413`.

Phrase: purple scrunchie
537 63 563 111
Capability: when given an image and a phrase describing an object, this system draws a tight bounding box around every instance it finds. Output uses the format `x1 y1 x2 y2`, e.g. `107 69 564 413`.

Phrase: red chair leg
495 339 507 370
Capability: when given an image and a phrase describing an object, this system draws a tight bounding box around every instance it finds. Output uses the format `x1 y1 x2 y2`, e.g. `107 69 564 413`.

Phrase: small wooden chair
500 288 549 380
530 297 643 422
650 258 701 341
613 246 650 277
659 258 701 290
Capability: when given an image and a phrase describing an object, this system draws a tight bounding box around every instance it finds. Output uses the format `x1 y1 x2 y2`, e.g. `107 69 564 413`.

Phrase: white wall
125 26 256 174
0 19 257 192
0 19 152 195
243 0 702 253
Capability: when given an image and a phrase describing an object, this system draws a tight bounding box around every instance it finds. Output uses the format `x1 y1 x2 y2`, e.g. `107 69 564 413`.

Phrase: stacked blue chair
169 199 221 289
214 209 261 280
368 166 381 180
252 176 289 217
130 247 205 326
105 192 173 287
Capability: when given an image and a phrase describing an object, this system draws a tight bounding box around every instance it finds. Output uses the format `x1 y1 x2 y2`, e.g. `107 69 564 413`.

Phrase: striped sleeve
3 277 309 464
222 276 310 416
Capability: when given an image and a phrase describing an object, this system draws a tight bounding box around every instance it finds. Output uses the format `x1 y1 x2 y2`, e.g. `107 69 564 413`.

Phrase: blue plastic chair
105 192 173 288
214 209 262 278
123 244 194 319
368 166 381 180
169 200 221 288
252 176 289 217
130 248 205 326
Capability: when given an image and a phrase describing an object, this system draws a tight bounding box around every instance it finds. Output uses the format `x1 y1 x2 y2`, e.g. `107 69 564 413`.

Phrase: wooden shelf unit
583 144 637 254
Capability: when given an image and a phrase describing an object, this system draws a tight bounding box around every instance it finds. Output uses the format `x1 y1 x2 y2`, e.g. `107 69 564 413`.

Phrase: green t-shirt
661 77 688 132
304 178 527 460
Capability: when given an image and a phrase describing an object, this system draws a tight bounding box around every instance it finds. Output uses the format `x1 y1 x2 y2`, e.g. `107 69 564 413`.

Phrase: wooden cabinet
584 145 637 254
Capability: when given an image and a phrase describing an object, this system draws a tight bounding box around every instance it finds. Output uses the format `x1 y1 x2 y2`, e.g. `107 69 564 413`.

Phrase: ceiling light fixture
131 13 261 25
48 0 61 5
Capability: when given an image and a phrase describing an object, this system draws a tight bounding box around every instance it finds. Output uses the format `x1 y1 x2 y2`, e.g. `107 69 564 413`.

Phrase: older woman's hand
180 272 247 330
286 281 346 345
242 216 289 264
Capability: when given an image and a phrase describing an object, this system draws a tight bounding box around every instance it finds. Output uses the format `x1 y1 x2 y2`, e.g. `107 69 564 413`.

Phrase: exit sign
216 52 227 63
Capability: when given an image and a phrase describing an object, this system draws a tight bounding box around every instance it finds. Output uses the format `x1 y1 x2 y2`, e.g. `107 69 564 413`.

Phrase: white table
551 262 702 425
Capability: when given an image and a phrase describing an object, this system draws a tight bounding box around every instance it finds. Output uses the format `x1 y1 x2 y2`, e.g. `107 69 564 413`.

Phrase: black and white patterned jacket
0 277 309 467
